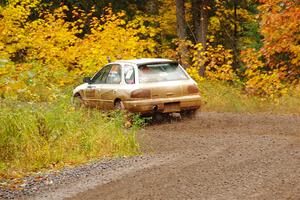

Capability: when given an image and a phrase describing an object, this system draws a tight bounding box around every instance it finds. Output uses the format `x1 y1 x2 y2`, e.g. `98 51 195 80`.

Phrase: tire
114 100 125 110
180 109 197 119
73 95 84 109
152 112 170 124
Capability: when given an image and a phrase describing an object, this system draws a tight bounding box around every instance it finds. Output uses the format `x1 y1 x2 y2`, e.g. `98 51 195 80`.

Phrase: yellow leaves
186 67 205 83
0 2 160 101
79 14 156 66
290 45 300 66
61 5 69 11
241 48 289 99
194 43 204 51
209 17 221 34
1 1 296 102
245 71 287 99
189 41 237 82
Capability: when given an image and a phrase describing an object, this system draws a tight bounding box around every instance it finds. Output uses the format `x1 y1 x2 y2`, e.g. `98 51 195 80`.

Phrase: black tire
73 95 84 109
114 100 125 110
152 112 170 124
180 109 197 119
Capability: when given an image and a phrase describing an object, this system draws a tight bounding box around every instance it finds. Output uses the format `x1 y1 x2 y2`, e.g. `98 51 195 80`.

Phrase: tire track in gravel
4 112 299 200
27 154 179 200
68 112 300 200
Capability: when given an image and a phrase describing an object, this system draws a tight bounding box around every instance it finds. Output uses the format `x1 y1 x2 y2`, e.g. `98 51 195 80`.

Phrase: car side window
92 65 111 84
124 65 135 84
106 64 121 84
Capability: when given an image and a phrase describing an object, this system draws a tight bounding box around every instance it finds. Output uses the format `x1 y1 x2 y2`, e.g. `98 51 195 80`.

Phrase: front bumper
123 95 201 114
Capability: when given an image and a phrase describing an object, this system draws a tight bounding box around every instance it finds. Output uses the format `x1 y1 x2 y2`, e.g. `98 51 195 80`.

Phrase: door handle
87 85 96 89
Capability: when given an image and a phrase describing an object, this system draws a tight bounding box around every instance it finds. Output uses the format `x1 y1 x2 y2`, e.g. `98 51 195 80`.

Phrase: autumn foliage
0 0 299 101
0 0 299 179
241 0 300 97
0 1 158 101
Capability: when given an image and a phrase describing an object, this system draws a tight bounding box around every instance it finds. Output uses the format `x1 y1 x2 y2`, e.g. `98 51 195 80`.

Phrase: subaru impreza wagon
72 58 201 116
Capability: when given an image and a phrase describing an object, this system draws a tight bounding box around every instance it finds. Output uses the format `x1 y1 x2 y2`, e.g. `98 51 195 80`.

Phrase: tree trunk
0 0 8 6
232 0 238 69
192 0 209 76
192 0 201 43
192 0 209 47
137 0 160 15
176 0 187 40
199 0 209 49
175 0 189 67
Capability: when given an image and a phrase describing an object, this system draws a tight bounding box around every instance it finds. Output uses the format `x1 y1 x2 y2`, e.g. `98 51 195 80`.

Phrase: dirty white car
72 58 201 116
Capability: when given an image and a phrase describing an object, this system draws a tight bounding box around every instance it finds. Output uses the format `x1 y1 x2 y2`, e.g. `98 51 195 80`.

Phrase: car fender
71 83 88 104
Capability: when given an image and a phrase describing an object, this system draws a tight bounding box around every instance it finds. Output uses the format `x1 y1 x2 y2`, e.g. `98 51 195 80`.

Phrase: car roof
114 58 174 65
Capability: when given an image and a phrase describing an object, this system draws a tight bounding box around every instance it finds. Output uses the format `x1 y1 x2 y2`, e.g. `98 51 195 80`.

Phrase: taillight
130 89 151 99
187 85 199 94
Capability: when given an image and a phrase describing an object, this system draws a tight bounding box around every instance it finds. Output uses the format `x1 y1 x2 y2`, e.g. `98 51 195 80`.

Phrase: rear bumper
123 95 201 114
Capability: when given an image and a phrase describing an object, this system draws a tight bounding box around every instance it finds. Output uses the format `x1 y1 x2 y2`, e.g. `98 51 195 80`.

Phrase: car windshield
138 62 188 83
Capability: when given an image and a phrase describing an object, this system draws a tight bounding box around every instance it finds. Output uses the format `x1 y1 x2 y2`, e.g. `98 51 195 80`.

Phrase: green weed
0 99 141 177
199 80 300 114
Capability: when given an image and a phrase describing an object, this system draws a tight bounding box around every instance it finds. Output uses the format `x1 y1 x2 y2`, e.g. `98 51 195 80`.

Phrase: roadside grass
199 80 300 114
1 81 299 178
0 99 142 178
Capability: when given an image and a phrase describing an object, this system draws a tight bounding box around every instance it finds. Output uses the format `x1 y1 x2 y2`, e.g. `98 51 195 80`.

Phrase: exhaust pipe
152 105 158 112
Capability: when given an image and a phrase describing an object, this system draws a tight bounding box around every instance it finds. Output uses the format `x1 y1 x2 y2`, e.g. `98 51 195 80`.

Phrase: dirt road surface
35 112 300 200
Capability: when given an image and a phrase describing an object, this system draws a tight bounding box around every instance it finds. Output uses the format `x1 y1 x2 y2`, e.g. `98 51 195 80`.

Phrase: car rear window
138 62 188 83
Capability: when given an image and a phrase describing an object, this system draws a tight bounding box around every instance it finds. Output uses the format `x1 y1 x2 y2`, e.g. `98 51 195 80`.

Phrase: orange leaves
239 0 299 99
258 0 300 69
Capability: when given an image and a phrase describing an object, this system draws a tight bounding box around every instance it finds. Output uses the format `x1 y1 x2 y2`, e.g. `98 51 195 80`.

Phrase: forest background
0 0 299 176
0 0 299 103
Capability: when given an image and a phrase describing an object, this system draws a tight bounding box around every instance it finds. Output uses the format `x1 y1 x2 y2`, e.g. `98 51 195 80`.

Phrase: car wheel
114 100 125 110
180 109 197 119
73 95 84 109
152 112 170 123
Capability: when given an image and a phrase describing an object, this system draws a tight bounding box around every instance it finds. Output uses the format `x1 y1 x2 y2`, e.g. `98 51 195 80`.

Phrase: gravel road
2 112 300 200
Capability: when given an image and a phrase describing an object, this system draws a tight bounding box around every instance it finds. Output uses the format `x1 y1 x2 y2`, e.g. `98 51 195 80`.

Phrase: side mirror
83 77 91 84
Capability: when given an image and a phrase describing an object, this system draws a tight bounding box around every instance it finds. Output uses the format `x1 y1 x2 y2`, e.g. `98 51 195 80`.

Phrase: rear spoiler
137 61 179 67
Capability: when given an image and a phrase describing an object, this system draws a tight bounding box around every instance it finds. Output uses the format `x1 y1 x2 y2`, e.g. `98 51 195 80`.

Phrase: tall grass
1 81 298 177
199 80 300 114
0 99 141 177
